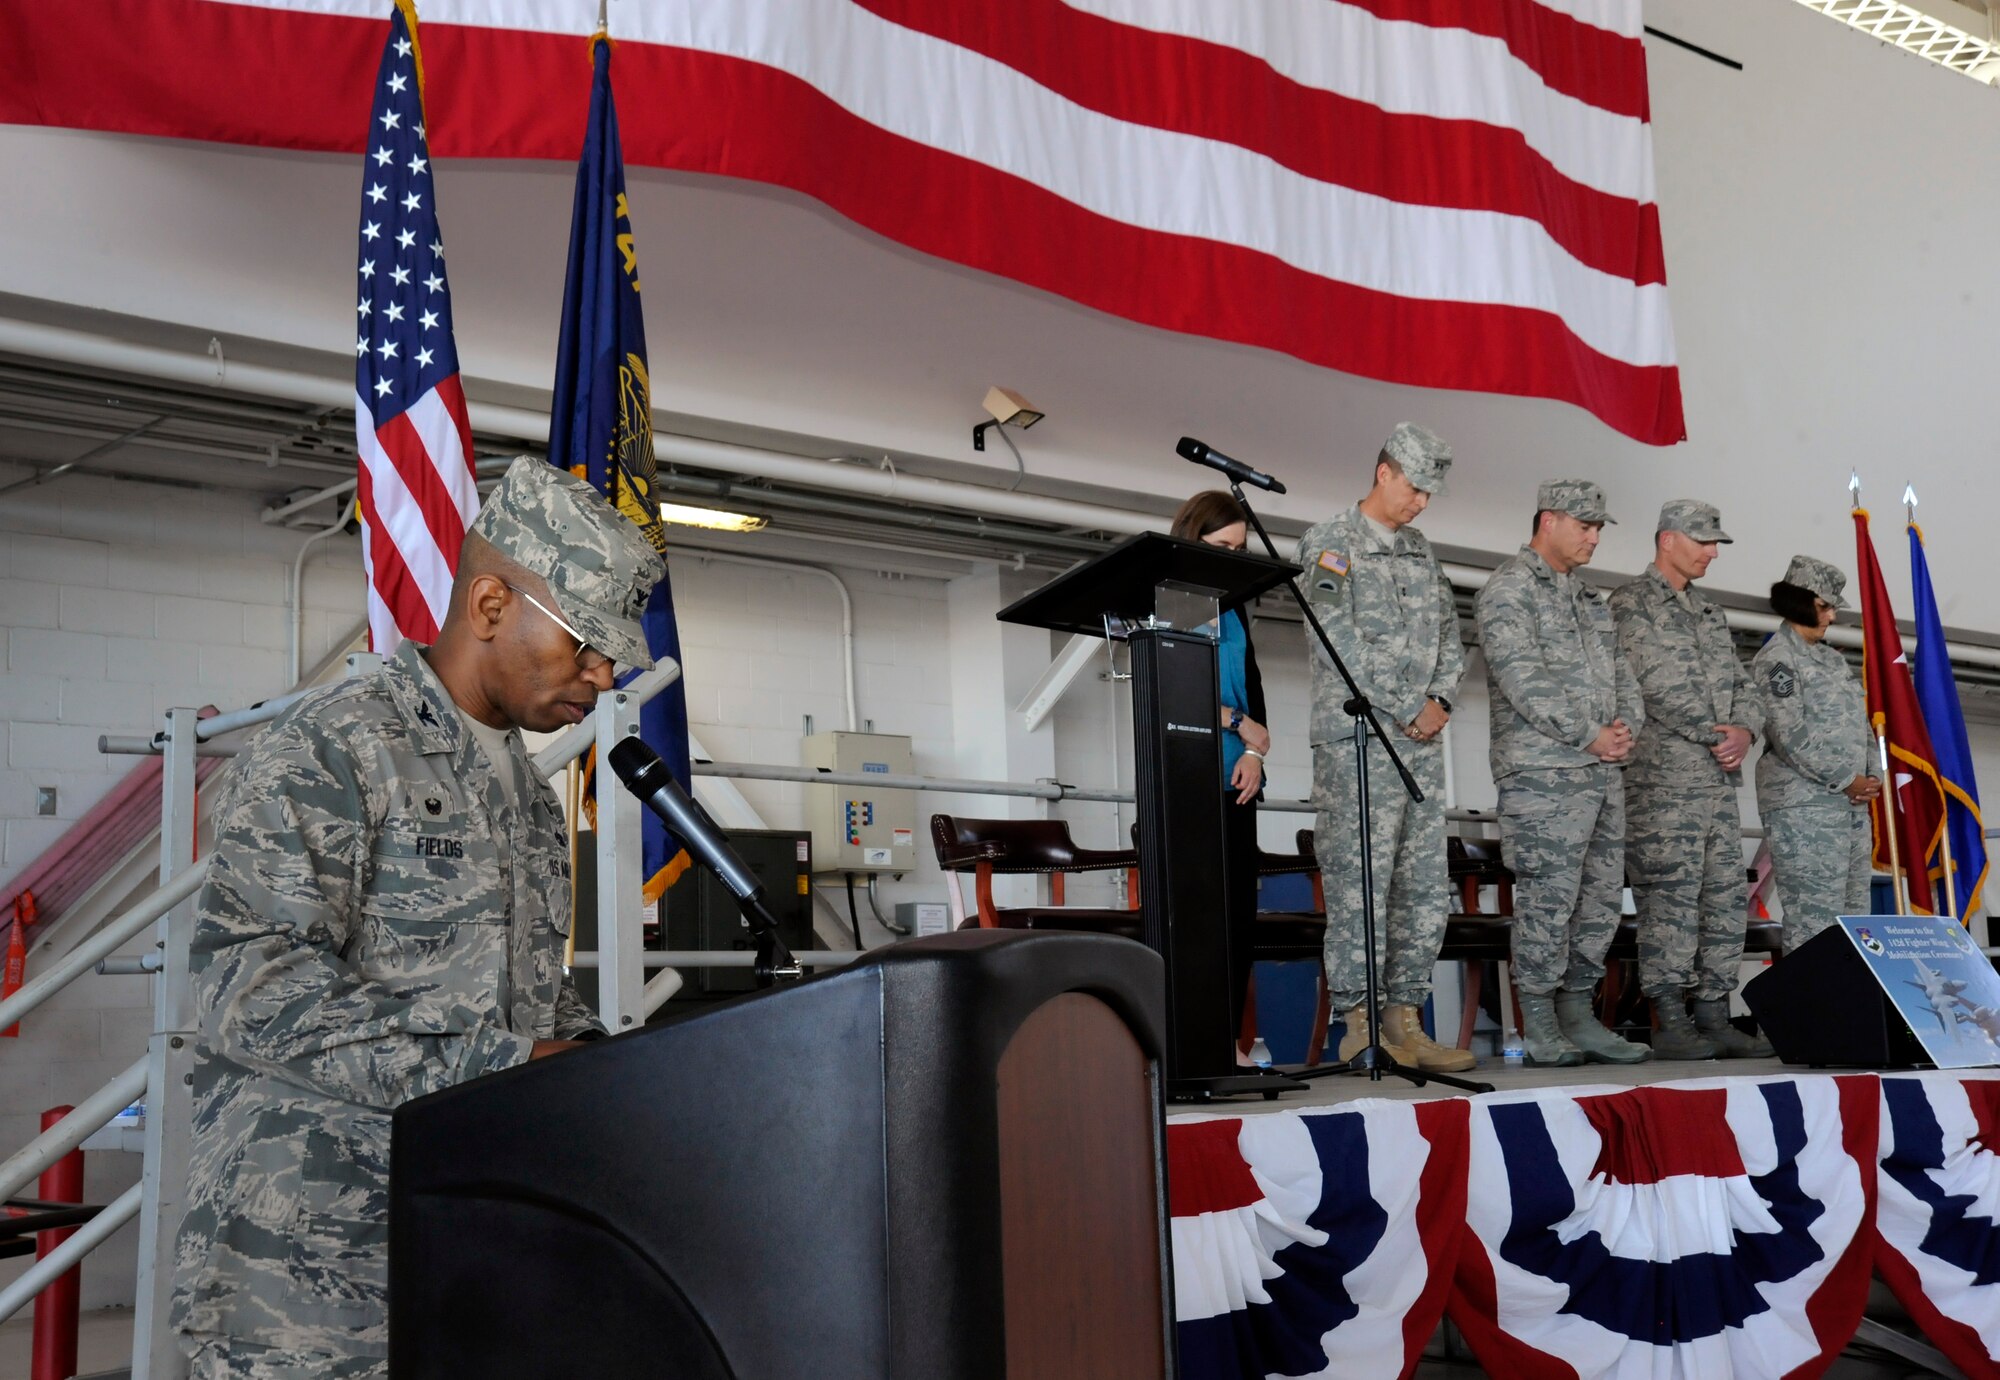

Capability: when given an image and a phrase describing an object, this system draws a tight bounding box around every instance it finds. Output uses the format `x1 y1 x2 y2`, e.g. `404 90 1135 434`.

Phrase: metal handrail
98 658 687 767
0 1182 143 1327
568 950 866 969
193 684 317 741
0 867 204 1033
98 735 238 757
533 659 682 776
0 1057 148 1204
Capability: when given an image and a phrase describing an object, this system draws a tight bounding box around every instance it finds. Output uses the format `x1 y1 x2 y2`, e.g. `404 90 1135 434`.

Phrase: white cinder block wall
0 466 368 1308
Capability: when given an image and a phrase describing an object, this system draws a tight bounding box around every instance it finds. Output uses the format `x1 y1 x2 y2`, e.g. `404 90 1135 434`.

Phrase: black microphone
1176 437 1286 494
607 738 799 980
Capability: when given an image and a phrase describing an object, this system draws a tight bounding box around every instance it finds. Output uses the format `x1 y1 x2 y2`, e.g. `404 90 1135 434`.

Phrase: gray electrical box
803 731 917 874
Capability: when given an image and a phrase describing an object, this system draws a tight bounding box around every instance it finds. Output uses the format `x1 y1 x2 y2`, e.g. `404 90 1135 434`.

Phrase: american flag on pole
5 1 1683 445
353 0 478 651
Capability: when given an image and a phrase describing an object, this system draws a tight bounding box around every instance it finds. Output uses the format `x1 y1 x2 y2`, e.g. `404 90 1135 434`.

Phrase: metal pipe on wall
13 315 2000 669
687 550 858 731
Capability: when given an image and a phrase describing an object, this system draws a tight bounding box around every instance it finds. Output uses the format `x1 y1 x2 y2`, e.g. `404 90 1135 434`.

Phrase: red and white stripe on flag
1 0 1683 444
352 2 479 651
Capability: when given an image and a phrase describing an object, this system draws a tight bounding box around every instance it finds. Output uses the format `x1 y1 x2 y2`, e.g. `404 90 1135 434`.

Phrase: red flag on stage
1852 507 1947 913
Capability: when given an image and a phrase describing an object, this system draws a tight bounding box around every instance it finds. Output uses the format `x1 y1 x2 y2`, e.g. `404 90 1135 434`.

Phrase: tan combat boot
1381 1004 1477 1073
1336 1005 1374 1063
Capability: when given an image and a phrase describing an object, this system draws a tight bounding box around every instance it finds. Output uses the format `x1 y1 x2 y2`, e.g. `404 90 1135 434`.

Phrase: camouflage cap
471 456 667 669
1782 554 1849 609
1535 478 1616 524
1657 498 1731 543
1382 422 1451 494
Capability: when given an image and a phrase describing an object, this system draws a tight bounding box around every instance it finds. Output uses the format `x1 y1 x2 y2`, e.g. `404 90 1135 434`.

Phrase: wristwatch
1227 709 1243 731
1430 696 1451 714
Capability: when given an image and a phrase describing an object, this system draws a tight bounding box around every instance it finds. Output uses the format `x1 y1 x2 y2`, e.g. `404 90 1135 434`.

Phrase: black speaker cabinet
1742 925 1932 1068
570 827 816 1009
390 929 1176 1379
661 827 815 998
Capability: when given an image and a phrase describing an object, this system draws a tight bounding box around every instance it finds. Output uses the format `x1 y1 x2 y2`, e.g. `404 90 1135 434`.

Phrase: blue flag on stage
1909 522 1986 918
548 33 691 899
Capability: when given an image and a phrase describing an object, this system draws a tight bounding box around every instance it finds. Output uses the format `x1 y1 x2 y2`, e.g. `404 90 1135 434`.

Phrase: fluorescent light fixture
657 501 768 532
1794 0 2000 83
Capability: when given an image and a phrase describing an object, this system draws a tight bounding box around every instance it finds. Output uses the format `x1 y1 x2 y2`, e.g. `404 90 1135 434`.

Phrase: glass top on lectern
996 531 1297 638
1149 581 1221 640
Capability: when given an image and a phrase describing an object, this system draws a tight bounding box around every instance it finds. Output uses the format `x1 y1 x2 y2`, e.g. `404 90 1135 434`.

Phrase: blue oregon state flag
1909 523 1987 918
548 32 691 899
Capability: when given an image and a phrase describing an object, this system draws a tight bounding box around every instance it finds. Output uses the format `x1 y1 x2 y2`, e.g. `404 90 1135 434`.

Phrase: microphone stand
742 897 804 988
1228 479 1491 1095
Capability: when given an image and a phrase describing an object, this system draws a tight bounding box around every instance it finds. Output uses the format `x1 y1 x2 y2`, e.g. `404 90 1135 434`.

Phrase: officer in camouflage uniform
1298 423 1471 1073
171 457 666 1378
1751 554 1880 951
1610 501 1772 1060
1476 479 1650 1066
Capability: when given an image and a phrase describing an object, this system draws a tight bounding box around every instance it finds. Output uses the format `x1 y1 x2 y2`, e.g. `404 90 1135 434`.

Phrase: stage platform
1166 1061 2000 1380
1224 1052 1799 1111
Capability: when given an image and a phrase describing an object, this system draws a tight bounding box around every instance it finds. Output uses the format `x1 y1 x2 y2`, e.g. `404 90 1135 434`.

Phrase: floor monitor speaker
1741 924 1930 1069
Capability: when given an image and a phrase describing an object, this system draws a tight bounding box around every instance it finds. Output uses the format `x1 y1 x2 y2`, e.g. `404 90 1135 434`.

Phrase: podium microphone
1176 437 1286 494
607 737 800 983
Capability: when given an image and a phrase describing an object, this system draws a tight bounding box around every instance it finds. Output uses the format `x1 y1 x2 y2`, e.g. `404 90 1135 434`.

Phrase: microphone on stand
1176 437 1286 494
607 737 801 985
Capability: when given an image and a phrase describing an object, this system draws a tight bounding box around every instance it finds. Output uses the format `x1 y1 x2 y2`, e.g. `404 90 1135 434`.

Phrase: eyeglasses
504 583 611 671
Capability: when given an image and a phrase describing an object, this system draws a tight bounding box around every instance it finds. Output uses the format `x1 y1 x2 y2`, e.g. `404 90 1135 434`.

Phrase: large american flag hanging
352 0 478 651
1 1 1684 445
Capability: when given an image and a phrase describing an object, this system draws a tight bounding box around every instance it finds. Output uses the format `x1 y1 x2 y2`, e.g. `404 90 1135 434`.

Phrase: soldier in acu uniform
1610 501 1772 1060
171 457 666 1378
1297 422 1471 1073
1476 480 1650 1066
1751 555 1880 951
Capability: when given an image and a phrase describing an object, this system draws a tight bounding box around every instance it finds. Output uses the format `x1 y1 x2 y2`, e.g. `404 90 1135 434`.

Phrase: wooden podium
999 532 1298 1100
389 930 1176 1378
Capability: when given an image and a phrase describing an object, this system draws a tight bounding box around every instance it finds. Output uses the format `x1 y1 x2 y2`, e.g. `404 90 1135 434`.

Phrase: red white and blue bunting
1876 1075 2000 1378
1169 1073 2000 1380
1171 1099 1466 1378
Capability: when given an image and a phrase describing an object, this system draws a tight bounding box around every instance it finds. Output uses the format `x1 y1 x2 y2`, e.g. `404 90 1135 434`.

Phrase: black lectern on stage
390 930 1175 1379
999 532 1300 1101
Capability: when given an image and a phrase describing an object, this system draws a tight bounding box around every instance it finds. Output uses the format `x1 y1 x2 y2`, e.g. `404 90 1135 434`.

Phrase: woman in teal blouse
1171 492 1271 1063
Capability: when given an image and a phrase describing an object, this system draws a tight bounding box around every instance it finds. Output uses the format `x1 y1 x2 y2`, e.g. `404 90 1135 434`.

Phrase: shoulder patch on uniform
1317 549 1349 576
1768 664 1798 699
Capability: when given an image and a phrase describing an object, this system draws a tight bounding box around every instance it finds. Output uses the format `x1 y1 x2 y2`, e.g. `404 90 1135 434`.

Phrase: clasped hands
1588 721 1754 768
1402 698 1450 743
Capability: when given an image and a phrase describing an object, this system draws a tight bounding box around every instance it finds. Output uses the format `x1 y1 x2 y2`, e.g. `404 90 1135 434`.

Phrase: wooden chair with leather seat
930 814 1142 938
1439 834 1516 1049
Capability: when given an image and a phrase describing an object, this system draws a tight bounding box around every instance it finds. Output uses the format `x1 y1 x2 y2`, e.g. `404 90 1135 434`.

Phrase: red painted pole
31 1106 83 1380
